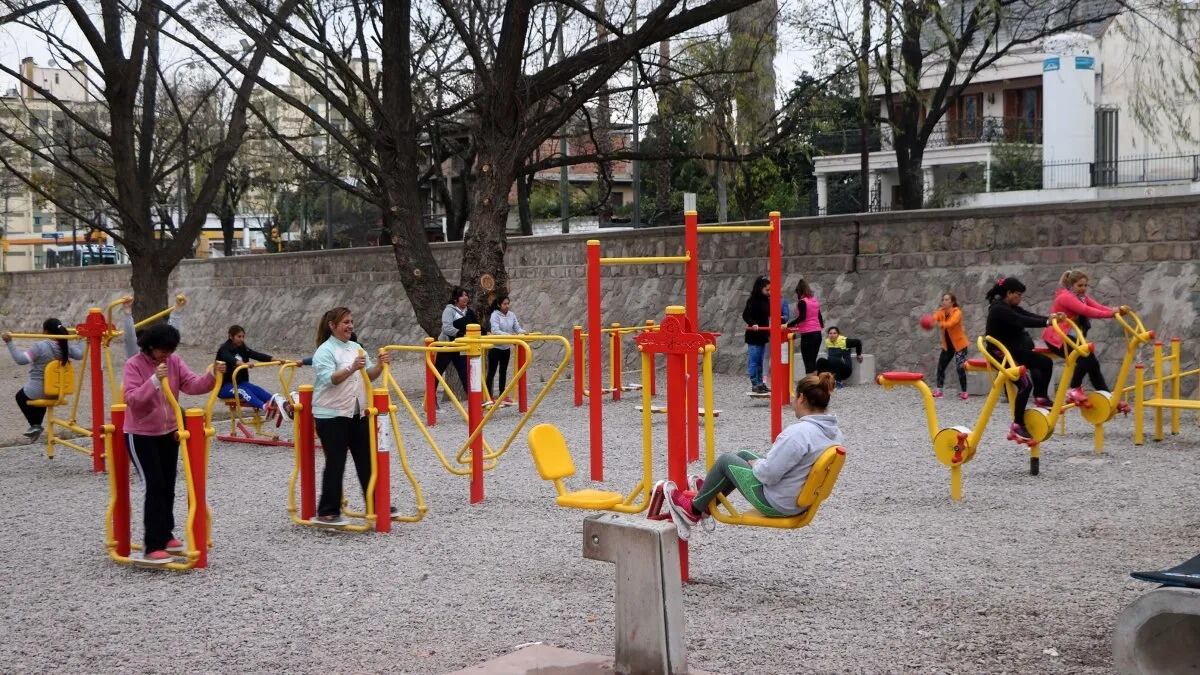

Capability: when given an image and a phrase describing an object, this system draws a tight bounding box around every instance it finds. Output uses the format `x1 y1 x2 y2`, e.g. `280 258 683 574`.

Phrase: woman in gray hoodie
669 372 843 522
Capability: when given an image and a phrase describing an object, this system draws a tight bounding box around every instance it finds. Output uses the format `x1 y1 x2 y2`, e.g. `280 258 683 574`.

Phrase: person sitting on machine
3 319 84 441
216 325 288 422
814 326 862 388
667 372 843 525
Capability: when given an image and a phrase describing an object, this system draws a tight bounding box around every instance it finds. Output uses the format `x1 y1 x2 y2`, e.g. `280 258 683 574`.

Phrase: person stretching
668 372 843 524
932 293 970 400
984 277 1064 442
3 319 84 441
1041 270 1128 408
787 278 824 374
815 327 862 387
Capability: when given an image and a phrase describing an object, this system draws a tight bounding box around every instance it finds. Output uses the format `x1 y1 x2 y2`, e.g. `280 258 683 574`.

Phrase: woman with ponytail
2 318 84 441
1042 270 1128 407
984 277 1064 442
667 372 844 524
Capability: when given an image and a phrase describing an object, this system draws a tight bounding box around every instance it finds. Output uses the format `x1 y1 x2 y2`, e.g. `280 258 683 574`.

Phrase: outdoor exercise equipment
876 335 1026 499
573 321 658 405
585 240 691 481
1133 335 1200 445
1013 317 1092 455
103 370 222 570
288 349 427 532
685 211 788 444
5 328 92 462
217 360 302 447
103 294 188 405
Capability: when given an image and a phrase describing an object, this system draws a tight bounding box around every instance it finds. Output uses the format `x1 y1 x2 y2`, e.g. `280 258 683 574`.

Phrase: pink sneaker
165 538 184 553
1033 396 1053 408
958 392 969 401
144 550 173 563
931 389 944 399
669 490 701 524
687 475 704 493
1066 387 1089 406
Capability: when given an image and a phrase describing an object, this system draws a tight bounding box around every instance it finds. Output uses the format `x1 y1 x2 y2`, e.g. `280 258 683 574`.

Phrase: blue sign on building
1043 57 1061 72
1075 56 1095 70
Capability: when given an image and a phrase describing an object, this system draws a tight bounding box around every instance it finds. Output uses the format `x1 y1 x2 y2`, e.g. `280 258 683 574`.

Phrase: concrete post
815 174 829 215
583 513 687 675
1113 587 1200 674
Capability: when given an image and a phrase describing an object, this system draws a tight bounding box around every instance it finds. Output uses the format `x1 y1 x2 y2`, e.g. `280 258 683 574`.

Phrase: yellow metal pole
641 350 653 500
1154 342 1164 441
1134 364 1145 446
702 344 716 469
950 465 962 502
1094 422 1104 454
1171 338 1181 435
598 254 690 265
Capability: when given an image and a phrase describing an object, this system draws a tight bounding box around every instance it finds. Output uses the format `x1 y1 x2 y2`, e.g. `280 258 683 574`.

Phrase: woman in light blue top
3 318 84 441
310 306 391 526
487 295 525 400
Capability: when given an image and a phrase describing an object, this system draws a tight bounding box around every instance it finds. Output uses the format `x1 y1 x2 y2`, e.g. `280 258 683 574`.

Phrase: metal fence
1042 154 1200 189
812 117 1043 156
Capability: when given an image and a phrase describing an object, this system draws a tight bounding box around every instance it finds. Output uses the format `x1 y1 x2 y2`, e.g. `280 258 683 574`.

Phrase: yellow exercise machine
876 335 1026 499
217 360 302 447
5 329 91 460
1133 335 1200 445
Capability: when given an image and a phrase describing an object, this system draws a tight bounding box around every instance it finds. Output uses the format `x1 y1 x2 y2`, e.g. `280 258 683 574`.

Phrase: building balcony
813 116 1042 158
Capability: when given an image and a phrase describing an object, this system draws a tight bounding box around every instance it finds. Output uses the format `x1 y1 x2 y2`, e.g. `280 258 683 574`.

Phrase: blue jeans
746 344 766 387
218 381 273 410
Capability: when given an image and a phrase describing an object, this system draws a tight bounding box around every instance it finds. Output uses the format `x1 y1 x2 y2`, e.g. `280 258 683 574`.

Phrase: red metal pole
468 337 484 504
611 323 622 401
76 308 108 473
587 240 604 481
372 388 392 533
573 325 584 408
110 404 130 557
184 409 208 569
768 211 784 442
298 385 316 521
684 213 701 464
665 323 689 582
516 342 529 412
424 337 437 427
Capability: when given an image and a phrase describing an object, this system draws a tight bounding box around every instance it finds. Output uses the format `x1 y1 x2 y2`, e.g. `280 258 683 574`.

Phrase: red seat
966 358 988 368
877 371 924 382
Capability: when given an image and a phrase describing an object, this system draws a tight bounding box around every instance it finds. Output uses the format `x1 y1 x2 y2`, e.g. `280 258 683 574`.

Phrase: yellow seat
709 445 846 529
529 423 625 509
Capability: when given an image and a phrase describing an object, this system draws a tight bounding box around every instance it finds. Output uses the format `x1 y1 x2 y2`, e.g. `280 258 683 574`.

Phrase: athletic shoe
165 538 185 553
751 384 769 394
23 424 43 441
931 389 944 399
958 392 970 401
1066 387 1089 406
1009 422 1033 442
1117 401 1131 415
835 381 844 389
314 514 348 526
668 489 701 524
687 475 704 494
271 394 290 426
143 550 173 563
1033 396 1053 408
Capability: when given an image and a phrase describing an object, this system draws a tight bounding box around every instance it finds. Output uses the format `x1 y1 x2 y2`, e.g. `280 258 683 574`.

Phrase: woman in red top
1041 270 1128 406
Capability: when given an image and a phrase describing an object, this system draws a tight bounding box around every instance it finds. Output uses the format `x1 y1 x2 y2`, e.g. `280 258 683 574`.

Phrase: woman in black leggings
787 279 824 374
984 277 1063 442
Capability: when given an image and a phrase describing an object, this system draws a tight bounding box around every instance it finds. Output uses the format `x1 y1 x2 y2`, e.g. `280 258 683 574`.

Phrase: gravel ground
1 359 1198 674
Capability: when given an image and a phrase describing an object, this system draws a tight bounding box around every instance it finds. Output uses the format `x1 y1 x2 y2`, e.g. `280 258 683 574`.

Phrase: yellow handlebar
979 336 1018 374
1050 316 1090 356
1114 308 1151 342
203 370 225 426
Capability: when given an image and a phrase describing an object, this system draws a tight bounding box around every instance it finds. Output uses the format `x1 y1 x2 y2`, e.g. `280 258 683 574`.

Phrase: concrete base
805 352 876 386
449 644 715 675
1113 587 1200 674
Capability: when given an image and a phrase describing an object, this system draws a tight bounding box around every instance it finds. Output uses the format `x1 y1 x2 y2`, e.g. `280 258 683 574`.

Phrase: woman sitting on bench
815 326 862 387
668 372 843 523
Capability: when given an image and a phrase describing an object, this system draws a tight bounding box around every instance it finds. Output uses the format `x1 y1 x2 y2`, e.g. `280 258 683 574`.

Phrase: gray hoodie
753 414 844 516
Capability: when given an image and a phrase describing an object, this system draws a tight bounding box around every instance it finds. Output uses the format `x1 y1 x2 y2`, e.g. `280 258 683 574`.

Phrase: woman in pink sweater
123 323 225 564
1041 270 1128 406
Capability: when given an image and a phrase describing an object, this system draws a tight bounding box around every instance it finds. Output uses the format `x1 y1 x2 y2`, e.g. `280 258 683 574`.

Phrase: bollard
1113 587 1200 673
583 513 687 675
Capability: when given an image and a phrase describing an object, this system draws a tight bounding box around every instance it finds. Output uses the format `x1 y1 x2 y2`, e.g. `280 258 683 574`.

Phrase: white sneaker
312 514 348 527
23 425 43 441
272 394 291 422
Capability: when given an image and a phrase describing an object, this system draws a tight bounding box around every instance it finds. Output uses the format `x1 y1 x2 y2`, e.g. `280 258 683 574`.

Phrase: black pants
434 352 469 391
315 416 372 518
1006 349 1053 425
487 348 511 398
815 355 852 382
15 390 45 426
799 332 822 374
128 432 179 553
1049 343 1108 391
936 348 969 392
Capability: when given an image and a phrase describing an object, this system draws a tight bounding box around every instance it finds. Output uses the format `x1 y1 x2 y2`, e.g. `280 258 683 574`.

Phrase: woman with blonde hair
1042 270 1128 407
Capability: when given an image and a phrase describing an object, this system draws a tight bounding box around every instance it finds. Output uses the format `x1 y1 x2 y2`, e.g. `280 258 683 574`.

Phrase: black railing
814 116 1043 156
1041 154 1200 190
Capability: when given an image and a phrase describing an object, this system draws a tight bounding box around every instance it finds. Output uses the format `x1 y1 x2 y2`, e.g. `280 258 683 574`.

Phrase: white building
813 5 1200 213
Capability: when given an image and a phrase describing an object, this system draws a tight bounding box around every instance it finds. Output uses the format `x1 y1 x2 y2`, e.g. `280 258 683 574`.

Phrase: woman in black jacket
741 276 772 394
984 277 1063 441
216 325 279 415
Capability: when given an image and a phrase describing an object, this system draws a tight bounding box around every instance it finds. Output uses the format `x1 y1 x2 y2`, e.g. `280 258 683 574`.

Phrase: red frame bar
298 385 316 521
423 337 437 426
77 308 108 473
768 211 784 440
468 328 485 503
665 335 689 582
516 341 529 412
372 388 392 532
184 409 209 568
110 404 130 557
573 325 584 407
587 240 604 480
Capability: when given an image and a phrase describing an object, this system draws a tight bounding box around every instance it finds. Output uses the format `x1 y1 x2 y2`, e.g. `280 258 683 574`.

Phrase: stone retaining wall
2 196 1197 388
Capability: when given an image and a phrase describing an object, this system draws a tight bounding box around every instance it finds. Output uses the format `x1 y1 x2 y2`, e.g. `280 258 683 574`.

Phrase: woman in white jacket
486 295 524 401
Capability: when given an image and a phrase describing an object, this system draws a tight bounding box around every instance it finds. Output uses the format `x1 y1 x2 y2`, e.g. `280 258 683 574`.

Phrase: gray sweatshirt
121 310 180 358
488 310 524 350
753 414 844 516
7 339 85 399
439 304 467 342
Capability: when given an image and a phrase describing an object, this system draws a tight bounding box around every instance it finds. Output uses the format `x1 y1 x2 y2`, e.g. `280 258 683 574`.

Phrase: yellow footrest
556 489 624 509
1143 399 1200 410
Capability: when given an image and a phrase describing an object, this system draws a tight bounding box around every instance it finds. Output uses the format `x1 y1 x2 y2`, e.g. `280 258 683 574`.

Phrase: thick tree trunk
220 211 236 256
895 139 925 209
517 173 533 236
461 148 513 318
653 39 672 225
129 252 172 322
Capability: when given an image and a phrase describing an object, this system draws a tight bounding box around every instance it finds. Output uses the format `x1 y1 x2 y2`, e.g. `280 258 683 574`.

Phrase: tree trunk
220 211 236 256
129 252 172 322
858 0 871 211
461 148 513 318
895 138 925 209
715 160 728 222
653 39 672 225
517 173 533 236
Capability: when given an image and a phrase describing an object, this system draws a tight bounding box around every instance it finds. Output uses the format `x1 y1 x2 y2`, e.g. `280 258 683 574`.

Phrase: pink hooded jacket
123 352 217 436
1041 286 1115 349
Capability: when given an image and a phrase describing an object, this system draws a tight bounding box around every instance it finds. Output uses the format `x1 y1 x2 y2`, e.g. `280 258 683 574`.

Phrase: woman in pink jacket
1041 270 1128 406
787 278 824 374
123 323 225 564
